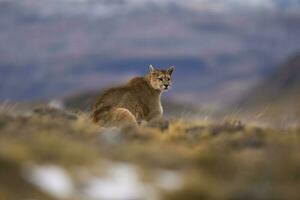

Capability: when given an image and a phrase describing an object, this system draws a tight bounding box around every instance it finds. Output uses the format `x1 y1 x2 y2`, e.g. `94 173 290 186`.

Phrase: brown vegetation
0 105 299 200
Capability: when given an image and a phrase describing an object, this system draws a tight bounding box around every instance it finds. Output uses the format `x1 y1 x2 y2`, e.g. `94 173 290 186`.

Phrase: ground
0 104 299 200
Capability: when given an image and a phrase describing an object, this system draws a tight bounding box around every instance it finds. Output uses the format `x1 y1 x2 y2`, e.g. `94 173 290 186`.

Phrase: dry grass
0 105 299 200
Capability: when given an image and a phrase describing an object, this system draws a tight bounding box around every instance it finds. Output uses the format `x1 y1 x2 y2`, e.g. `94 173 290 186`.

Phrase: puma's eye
158 78 163 81
166 78 170 81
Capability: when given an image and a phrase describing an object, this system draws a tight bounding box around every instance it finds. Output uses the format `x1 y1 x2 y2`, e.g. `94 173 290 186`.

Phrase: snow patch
24 165 73 199
81 163 147 200
23 162 183 200
156 170 182 191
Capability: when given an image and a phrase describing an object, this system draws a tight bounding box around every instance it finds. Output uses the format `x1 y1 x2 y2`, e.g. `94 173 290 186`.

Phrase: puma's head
148 64 175 92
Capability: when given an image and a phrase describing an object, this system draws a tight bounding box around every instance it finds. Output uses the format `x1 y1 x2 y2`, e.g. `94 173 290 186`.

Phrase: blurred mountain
0 0 300 108
3 0 300 16
237 53 300 118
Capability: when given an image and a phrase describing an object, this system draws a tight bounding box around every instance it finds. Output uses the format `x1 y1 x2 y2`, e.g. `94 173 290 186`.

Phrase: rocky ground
0 104 299 200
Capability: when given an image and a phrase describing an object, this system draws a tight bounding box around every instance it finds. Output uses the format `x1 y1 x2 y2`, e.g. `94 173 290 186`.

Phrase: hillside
238 54 300 120
0 104 299 200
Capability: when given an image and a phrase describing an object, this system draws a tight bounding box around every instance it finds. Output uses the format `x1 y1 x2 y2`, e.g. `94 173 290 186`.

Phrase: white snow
81 163 147 200
48 99 65 110
156 170 182 191
24 165 74 199
23 162 183 200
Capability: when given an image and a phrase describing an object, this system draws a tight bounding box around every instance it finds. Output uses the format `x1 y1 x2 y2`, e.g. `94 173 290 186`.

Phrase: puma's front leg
147 110 163 122
146 112 169 130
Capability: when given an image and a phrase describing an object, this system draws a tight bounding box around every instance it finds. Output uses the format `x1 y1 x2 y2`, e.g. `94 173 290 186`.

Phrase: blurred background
0 0 300 113
1 1 300 200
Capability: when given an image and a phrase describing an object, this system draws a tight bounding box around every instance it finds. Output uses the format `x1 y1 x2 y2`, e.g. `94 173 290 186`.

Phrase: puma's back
92 65 174 127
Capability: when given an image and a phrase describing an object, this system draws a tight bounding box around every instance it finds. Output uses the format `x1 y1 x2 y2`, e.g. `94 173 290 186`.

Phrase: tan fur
92 65 174 127
110 108 138 127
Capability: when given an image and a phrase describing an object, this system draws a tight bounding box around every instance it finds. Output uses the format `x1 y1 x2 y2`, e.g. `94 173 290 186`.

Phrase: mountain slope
238 54 300 118
7 0 300 16
0 0 300 108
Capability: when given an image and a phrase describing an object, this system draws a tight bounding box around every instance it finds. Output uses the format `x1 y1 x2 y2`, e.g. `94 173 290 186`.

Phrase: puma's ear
167 66 175 75
149 64 156 73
